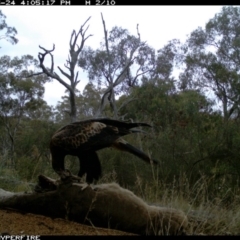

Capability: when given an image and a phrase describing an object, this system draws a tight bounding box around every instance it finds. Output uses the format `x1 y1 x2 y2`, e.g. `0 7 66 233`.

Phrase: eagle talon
58 169 81 183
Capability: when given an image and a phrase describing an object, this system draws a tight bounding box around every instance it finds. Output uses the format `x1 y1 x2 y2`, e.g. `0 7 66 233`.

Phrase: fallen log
0 175 188 235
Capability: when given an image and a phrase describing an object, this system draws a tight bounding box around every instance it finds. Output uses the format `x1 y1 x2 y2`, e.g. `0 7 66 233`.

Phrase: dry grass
126 169 240 235
1 161 240 235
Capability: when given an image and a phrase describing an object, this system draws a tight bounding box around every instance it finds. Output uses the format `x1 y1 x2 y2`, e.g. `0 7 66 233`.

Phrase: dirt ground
0 209 136 236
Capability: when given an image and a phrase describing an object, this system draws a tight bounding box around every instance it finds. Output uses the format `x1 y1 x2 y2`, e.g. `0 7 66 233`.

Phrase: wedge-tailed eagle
50 118 158 183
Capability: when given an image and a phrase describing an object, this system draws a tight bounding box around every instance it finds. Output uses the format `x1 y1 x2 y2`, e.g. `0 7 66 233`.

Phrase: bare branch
136 24 141 41
23 72 44 78
74 71 79 85
39 44 55 73
68 16 92 81
114 57 136 86
57 66 71 80
130 68 150 86
38 44 72 92
101 13 113 83
64 63 71 71
37 17 92 122
118 97 137 111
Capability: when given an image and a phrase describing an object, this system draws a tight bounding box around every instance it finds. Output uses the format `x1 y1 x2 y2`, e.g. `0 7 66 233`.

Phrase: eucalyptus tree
0 9 18 47
78 14 155 119
180 6 240 121
0 55 49 166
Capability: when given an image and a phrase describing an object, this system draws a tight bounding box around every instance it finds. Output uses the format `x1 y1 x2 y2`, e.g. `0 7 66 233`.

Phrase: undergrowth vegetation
1 128 240 235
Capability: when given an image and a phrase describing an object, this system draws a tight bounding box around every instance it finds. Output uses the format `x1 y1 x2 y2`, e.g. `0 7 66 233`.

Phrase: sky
0 6 224 107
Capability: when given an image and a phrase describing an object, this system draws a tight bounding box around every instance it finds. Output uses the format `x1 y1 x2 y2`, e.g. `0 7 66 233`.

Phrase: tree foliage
180 6 240 121
0 55 49 167
0 9 18 47
79 15 155 118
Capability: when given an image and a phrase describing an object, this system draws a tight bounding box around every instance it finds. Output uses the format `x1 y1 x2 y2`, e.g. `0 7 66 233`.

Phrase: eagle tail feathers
114 141 158 165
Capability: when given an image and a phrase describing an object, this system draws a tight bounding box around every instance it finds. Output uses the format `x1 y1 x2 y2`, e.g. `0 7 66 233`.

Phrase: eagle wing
51 118 152 152
51 120 121 152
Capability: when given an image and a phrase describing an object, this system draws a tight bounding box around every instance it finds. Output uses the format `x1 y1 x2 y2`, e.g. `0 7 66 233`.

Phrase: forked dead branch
32 17 92 123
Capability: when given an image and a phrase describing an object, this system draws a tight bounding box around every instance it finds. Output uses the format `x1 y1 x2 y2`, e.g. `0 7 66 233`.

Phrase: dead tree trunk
36 17 92 123
94 14 152 119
